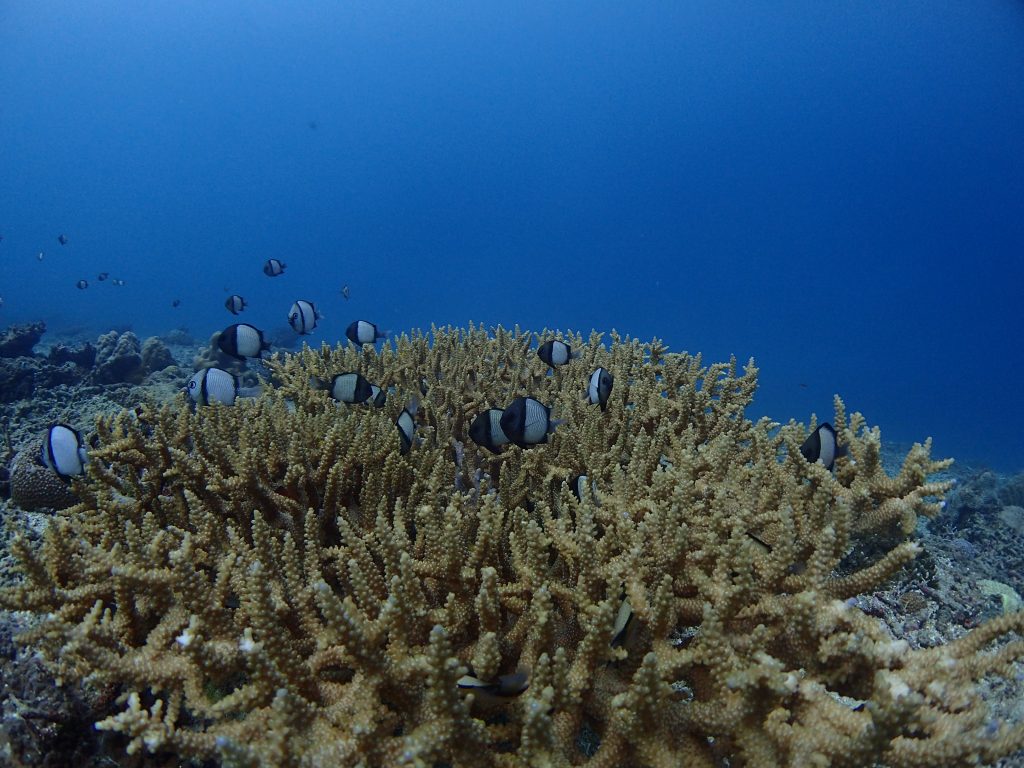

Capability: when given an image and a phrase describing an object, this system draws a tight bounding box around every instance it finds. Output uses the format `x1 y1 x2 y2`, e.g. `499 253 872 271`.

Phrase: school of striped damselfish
32 253 845 496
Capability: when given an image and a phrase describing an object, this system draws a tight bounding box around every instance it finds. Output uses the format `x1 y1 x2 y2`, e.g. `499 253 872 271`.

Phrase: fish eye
188 381 196 389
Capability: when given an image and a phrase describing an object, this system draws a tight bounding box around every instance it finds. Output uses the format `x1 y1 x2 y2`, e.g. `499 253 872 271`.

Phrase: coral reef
0 359 83 403
48 342 98 369
0 358 43 403
0 609 116 767
159 327 197 347
8 441 79 512
0 322 87 403
1 326 1022 767
0 323 175 402
92 331 145 384
0 322 46 358
140 337 175 374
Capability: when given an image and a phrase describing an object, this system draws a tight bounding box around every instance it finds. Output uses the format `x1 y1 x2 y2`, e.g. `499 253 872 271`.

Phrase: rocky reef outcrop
0 322 46 358
0 324 181 399
92 331 145 384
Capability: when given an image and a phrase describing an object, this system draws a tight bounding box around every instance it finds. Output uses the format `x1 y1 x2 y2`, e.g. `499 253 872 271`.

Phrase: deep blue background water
1 2 1022 470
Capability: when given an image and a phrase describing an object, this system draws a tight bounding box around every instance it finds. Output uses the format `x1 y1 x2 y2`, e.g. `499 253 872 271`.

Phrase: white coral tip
239 628 256 653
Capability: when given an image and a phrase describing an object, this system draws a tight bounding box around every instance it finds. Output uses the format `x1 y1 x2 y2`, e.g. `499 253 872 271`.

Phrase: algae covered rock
92 330 144 384
140 336 175 374
0 321 46 358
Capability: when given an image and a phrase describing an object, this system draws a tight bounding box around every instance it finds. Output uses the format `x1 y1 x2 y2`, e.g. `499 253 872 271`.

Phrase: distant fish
499 397 564 448
97 272 109 281
225 294 247 314
111 278 125 286
57 234 68 246
37 251 44 261
0 296 4 309
263 258 286 277
395 398 419 454
341 284 350 300
345 320 387 345
288 299 322 335
585 367 614 411
799 422 847 471
185 367 259 406
217 323 271 360
40 423 88 478
172 299 181 308
76 279 88 290
468 409 509 454
538 339 579 368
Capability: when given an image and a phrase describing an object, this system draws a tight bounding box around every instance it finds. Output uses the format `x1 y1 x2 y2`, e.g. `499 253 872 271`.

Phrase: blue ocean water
1 2 1022 470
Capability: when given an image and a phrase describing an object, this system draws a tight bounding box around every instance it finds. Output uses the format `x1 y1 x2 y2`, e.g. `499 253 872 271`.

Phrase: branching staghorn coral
2 325 1022 767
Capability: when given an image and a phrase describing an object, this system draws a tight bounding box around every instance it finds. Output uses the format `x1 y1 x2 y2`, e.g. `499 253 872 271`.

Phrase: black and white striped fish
217 323 271 360
538 339 579 368
457 670 529 702
585 367 614 411
312 372 385 406
225 294 247 315
499 397 564 448
40 423 88 478
346 320 388 345
395 398 419 454
288 299 322 335
468 408 509 454
263 258 286 277
186 367 260 406
799 422 848 471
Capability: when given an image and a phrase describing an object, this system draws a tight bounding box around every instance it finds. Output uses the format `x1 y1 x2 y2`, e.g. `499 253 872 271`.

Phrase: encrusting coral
2 325 1022 767
8 439 80 511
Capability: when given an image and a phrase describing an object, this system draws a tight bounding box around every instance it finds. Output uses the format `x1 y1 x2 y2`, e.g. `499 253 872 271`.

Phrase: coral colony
3 325 1024 766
